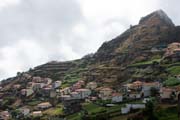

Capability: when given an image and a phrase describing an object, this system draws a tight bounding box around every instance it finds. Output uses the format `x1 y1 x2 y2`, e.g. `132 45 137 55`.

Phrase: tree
143 101 159 120
150 87 159 97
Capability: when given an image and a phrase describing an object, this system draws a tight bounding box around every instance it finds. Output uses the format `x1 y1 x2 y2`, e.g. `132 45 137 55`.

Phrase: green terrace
66 100 144 120
156 106 178 120
167 66 180 75
128 59 161 67
163 77 180 86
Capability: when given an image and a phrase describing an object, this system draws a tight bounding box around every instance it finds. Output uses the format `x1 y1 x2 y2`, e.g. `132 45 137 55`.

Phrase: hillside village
0 10 180 120
0 41 179 120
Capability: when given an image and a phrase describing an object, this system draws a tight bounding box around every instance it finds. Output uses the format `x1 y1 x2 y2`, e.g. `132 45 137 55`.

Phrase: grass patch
167 66 180 75
27 100 41 106
163 77 180 86
106 105 123 113
82 102 106 114
129 59 161 67
66 112 82 120
156 106 178 120
43 107 63 116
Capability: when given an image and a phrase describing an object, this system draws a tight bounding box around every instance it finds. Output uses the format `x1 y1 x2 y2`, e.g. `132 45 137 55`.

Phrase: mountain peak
139 9 174 27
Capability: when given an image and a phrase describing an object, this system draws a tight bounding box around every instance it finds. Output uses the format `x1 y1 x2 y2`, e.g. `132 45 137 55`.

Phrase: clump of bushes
163 77 180 86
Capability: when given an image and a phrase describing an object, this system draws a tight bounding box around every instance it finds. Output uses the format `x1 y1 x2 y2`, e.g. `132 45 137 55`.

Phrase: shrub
163 77 180 86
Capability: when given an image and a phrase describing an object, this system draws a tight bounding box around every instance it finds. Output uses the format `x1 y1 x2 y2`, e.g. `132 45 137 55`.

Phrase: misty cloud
0 0 84 79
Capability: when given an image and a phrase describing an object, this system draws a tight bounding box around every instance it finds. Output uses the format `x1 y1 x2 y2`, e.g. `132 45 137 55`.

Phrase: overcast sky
0 0 179 80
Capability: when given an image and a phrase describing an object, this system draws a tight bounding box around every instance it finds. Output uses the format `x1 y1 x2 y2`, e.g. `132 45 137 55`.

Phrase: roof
143 82 159 86
71 92 79 94
175 85 180 91
0 111 9 115
32 111 42 114
13 84 21 87
63 87 70 90
124 83 133 87
19 106 30 109
38 102 52 106
112 93 123 96
161 87 174 92
61 95 71 98
170 42 180 46
78 80 85 83
133 81 143 85
55 81 61 83
76 89 90 92
100 87 113 91
174 48 180 51
21 89 26 92
88 82 97 85
0 111 10 117
43 87 52 90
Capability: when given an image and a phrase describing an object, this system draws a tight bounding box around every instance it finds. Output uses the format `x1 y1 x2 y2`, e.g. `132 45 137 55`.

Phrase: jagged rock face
139 10 175 27
94 10 177 64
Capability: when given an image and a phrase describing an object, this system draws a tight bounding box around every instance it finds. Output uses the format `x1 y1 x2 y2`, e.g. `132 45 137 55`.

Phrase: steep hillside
85 10 180 86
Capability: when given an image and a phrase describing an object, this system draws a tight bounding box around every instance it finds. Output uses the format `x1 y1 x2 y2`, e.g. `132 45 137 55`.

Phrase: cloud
0 0 20 8
0 39 48 79
158 0 180 25
0 0 83 80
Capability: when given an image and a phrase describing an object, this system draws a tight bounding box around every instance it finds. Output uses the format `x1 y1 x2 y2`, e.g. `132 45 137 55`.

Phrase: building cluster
0 74 62 119
1 75 180 119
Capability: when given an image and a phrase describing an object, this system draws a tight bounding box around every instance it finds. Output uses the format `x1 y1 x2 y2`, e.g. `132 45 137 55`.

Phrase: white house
121 107 130 114
70 92 81 99
43 86 53 96
32 111 42 117
0 111 11 120
98 87 113 100
160 87 174 99
32 83 45 91
13 84 21 89
141 82 160 97
37 102 52 109
44 78 53 85
143 98 151 103
129 91 141 99
86 82 97 90
53 81 62 89
21 89 34 97
60 87 71 95
19 107 30 116
61 95 72 101
121 104 145 114
76 89 91 99
111 93 123 103
50 90 57 98
32 77 42 83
